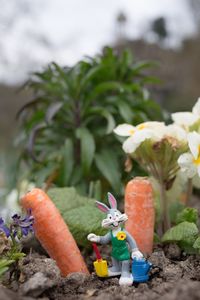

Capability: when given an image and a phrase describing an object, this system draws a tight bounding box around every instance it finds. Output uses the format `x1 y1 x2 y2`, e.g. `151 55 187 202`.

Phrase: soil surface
2 243 200 300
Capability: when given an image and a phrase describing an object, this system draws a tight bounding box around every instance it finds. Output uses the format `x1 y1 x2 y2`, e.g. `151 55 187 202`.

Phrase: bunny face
102 209 128 229
96 192 128 229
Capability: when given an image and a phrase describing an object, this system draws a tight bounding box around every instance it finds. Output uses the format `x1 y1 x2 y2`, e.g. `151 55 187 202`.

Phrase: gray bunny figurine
87 192 143 286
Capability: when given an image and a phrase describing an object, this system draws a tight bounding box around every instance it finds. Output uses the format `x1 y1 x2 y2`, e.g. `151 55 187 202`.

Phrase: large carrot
21 188 89 276
125 177 155 255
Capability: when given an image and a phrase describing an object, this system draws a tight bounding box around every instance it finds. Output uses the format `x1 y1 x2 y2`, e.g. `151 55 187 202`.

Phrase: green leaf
76 128 95 175
131 61 158 75
117 100 134 123
86 107 115 134
48 187 106 247
48 187 93 212
0 259 15 277
95 149 121 193
176 208 198 225
193 236 200 250
59 138 74 185
169 201 185 224
162 221 199 243
45 102 63 124
179 235 198 254
63 205 106 248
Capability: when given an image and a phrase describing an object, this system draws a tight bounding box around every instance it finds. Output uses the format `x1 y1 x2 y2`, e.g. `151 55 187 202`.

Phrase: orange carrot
21 188 89 276
125 177 155 255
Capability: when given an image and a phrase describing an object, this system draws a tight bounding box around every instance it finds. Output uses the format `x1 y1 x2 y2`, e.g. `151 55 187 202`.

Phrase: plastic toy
87 192 144 286
132 258 152 282
92 242 108 277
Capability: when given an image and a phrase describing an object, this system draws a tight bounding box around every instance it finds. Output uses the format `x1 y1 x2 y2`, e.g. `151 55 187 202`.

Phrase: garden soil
2 243 200 300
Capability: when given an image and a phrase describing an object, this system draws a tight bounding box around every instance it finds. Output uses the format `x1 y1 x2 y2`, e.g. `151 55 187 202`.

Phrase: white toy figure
87 192 143 286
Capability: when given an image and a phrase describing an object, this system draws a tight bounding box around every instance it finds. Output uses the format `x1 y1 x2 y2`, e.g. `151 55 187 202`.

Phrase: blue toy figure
132 258 152 282
87 192 144 286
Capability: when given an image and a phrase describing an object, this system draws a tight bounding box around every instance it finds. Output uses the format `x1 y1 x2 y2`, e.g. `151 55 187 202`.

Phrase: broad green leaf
76 128 95 175
162 221 198 243
95 149 121 193
63 205 106 247
48 187 105 247
176 208 198 225
48 187 94 213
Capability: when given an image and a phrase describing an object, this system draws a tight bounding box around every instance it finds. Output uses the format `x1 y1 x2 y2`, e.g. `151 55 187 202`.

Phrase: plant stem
185 178 193 206
158 178 171 236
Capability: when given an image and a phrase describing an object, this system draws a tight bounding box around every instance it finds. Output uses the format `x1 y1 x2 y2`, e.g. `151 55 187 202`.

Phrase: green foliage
17 47 162 197
0 259 15 277
176 207 198 225
193 236 200 251
162 221 198 243
162 207 200 253
48 187 106 247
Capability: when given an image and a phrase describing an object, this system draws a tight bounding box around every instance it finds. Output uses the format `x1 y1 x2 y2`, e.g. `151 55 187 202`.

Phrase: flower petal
113 124 136 136
122 129 153 153
178 152 197 178
165 124 187 141
139 121 165 129
192 97 200 116
171 112 199 127
197 165 200 177
123 136 140 153
188 132 200 159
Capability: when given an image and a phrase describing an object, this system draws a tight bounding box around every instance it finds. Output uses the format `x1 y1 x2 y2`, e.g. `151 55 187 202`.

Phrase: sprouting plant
16 47 163 198
0 212 34 278
114 121 188 235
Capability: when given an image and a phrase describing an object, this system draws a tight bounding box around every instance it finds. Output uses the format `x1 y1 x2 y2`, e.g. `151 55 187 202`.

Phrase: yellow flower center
129 123 146 135
193 145 200 166
137 123 146 130
129 129 135 135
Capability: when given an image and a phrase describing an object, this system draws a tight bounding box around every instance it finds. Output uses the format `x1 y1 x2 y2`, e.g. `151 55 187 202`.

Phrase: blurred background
0 0 200 211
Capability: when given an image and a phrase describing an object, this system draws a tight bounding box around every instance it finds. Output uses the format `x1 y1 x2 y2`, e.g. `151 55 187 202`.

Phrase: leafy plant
0 213 34 278
162 207 200 253
17 47 162 197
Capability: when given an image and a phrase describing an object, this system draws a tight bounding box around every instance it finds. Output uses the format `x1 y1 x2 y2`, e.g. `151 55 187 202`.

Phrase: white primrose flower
172 98 200 129
178 131 200 178
114 122 165 154
165 124 187 142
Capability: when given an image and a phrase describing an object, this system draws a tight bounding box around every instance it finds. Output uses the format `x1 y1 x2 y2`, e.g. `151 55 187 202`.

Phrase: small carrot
125 177 155 255
21 188 89 276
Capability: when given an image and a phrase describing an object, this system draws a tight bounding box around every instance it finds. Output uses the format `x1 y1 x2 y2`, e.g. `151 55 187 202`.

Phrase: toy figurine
87 192 143 286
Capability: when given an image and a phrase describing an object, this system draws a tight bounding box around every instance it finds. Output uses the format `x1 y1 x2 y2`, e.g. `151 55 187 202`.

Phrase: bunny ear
107 192 117 209
95 201 110 213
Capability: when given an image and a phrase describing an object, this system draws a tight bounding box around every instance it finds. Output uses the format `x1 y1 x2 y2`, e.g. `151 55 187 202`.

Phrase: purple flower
11 212 34 237
0 217 10 237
